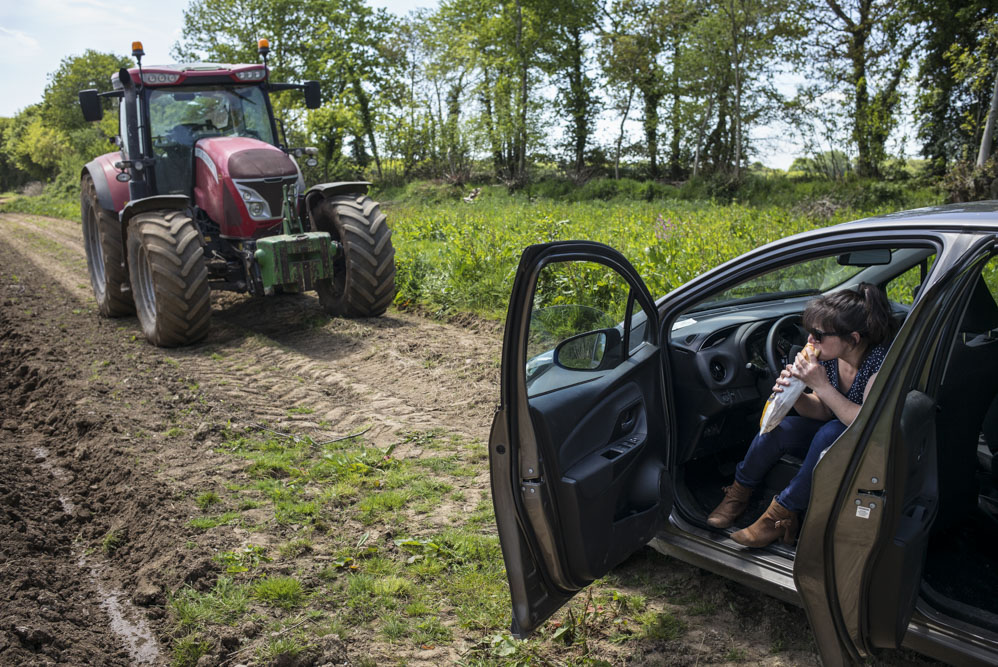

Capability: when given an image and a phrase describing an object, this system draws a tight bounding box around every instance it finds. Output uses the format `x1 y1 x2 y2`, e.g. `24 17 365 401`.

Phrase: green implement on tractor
254 185 341 293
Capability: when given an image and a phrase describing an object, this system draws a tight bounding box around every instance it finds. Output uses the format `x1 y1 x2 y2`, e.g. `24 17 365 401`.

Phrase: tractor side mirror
79 89 103 122
303 81 321 109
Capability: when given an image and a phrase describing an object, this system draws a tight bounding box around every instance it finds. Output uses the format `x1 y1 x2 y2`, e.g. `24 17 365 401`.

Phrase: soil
0 211 932 666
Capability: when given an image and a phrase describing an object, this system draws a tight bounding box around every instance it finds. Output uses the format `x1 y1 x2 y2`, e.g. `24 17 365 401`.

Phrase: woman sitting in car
707 283 893 547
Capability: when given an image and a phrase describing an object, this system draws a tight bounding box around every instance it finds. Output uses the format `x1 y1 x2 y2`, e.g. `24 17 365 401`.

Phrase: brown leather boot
731 497 799 547
706 480 753 528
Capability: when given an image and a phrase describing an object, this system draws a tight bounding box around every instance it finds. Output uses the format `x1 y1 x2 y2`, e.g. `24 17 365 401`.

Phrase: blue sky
0 0 803 169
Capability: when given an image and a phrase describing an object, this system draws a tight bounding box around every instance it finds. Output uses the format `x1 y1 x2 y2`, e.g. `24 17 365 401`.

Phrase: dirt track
0 211 508 665
3 211 925 666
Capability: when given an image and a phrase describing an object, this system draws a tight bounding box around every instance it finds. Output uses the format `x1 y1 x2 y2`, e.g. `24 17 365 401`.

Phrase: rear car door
489 241 673 635
795 233 996 666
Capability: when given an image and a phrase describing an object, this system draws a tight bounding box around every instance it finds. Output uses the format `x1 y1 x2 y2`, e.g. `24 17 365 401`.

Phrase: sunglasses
808 328 849 342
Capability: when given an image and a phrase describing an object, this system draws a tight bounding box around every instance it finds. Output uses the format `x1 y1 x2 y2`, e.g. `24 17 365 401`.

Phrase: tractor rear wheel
313 194 395 317
126 209 211 347
81 175 134 316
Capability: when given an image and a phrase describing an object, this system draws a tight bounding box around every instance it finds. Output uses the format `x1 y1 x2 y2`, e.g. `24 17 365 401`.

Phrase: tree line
2 0 997 195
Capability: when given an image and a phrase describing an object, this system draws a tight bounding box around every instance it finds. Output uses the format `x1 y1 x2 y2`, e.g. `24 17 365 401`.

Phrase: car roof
838 201 998 230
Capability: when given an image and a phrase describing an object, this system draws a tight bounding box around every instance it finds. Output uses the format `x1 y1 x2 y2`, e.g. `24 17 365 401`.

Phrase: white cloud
0 25 41 52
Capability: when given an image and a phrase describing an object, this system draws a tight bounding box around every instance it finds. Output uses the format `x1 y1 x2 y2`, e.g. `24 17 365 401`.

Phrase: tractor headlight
235 184 273 220
235 69 267 81
142 72 181 85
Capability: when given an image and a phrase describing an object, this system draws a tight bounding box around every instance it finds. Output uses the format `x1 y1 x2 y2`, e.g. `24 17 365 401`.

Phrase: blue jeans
734 416 848 513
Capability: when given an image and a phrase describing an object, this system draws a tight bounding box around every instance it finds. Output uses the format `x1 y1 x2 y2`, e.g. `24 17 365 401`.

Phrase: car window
886 254 935 306
525 260 645 396
982 256 998 305
688 256 864 312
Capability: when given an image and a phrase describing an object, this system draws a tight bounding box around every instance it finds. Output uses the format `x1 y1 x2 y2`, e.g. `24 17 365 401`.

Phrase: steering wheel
765 314 808 376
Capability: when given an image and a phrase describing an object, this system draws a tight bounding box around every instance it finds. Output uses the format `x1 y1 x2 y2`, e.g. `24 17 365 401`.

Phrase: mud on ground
0 212 929 666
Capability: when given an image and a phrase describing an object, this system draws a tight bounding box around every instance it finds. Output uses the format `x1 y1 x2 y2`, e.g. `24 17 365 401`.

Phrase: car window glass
686 255 864 313
525 260 642 396
628 298 646 354
982 256 998 304
886 254 936 305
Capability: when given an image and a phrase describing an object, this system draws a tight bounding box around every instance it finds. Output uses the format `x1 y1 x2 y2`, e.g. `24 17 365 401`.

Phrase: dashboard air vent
709 359 726 382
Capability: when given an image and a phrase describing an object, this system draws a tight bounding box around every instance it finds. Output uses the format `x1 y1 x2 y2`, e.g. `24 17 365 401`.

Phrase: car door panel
490 241 671 637
533 356 668 582
866 389 938 649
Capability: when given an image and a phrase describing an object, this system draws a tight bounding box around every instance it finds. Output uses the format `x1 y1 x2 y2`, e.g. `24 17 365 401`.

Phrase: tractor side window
525 260 645 396
119 100 134 159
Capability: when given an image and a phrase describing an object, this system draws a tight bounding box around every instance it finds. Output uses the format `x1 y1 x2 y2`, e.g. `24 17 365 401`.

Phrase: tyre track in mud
0 238 184 665
1 212 502 449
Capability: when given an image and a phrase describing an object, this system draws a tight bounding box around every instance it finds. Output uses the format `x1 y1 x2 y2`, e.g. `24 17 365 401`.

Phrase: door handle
613 405 638 438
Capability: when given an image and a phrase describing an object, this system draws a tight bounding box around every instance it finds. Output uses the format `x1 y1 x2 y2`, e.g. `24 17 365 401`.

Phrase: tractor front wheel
126 209 211 346
312 194 395 317
81 175 134 316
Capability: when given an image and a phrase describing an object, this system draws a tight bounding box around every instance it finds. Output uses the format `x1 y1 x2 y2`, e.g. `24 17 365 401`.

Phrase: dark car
489 203 998 666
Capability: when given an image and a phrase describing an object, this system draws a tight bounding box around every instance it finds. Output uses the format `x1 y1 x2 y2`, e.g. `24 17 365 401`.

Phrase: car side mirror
79 89 103 122
303 81 321 109
554 328 623 371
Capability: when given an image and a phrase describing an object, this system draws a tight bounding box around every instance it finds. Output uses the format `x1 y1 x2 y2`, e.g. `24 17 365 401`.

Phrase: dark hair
802 282 893 347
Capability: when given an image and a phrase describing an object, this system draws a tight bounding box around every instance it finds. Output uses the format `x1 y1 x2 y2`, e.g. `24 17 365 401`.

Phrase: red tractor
78 40 395 346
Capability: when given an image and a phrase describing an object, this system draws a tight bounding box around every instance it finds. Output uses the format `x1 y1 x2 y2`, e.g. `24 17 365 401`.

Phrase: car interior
662 246 998 636
919 262 998 633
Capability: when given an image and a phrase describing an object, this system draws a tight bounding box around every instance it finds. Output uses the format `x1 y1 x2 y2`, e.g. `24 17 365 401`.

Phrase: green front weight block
254 232 340 292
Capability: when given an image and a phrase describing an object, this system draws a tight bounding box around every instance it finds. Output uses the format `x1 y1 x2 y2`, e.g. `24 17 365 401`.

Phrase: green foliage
195 491 221 510
172 633 213 667
213 545 270 573
42 50 132 134
171 577 251 628
252 576 305 609
387 180 941 319
639 610 688 640
3 106 68 181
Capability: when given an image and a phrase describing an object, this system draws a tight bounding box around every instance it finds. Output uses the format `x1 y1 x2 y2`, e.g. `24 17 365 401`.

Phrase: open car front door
795 234 996 666
490 241 673 636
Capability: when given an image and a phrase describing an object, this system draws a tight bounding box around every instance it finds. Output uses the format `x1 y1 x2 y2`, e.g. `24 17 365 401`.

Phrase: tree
943 15 998 166
601 0 669 178
805 0 917 177
536 0 600 177
911 0 997 174
41 50 133 135
3 106 68 181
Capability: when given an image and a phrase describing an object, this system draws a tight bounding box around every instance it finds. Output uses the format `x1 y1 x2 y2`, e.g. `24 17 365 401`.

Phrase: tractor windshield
148 85 276 195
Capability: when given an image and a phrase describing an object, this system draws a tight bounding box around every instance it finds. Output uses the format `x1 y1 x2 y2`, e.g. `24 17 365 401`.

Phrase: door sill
649 512 800 606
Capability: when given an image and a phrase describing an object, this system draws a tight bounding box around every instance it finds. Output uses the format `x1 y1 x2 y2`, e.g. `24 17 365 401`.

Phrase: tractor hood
195 136 297 181
193 137 300 239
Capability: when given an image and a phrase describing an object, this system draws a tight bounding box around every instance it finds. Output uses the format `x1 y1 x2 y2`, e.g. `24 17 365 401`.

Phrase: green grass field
386 182 944 319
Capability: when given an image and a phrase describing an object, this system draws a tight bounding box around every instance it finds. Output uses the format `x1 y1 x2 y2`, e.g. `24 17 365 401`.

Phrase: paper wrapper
758 343 819 434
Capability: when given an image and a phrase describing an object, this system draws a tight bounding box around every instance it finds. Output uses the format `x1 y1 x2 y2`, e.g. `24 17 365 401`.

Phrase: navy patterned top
821 343 888 405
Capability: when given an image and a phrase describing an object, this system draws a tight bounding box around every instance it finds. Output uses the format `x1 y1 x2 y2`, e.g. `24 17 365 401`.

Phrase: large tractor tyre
126 209 212 347
81 175 134 317
313 194 395 317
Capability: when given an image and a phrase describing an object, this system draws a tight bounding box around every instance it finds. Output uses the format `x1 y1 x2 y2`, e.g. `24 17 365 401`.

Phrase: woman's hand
771 365 794 394
790 348 829 391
